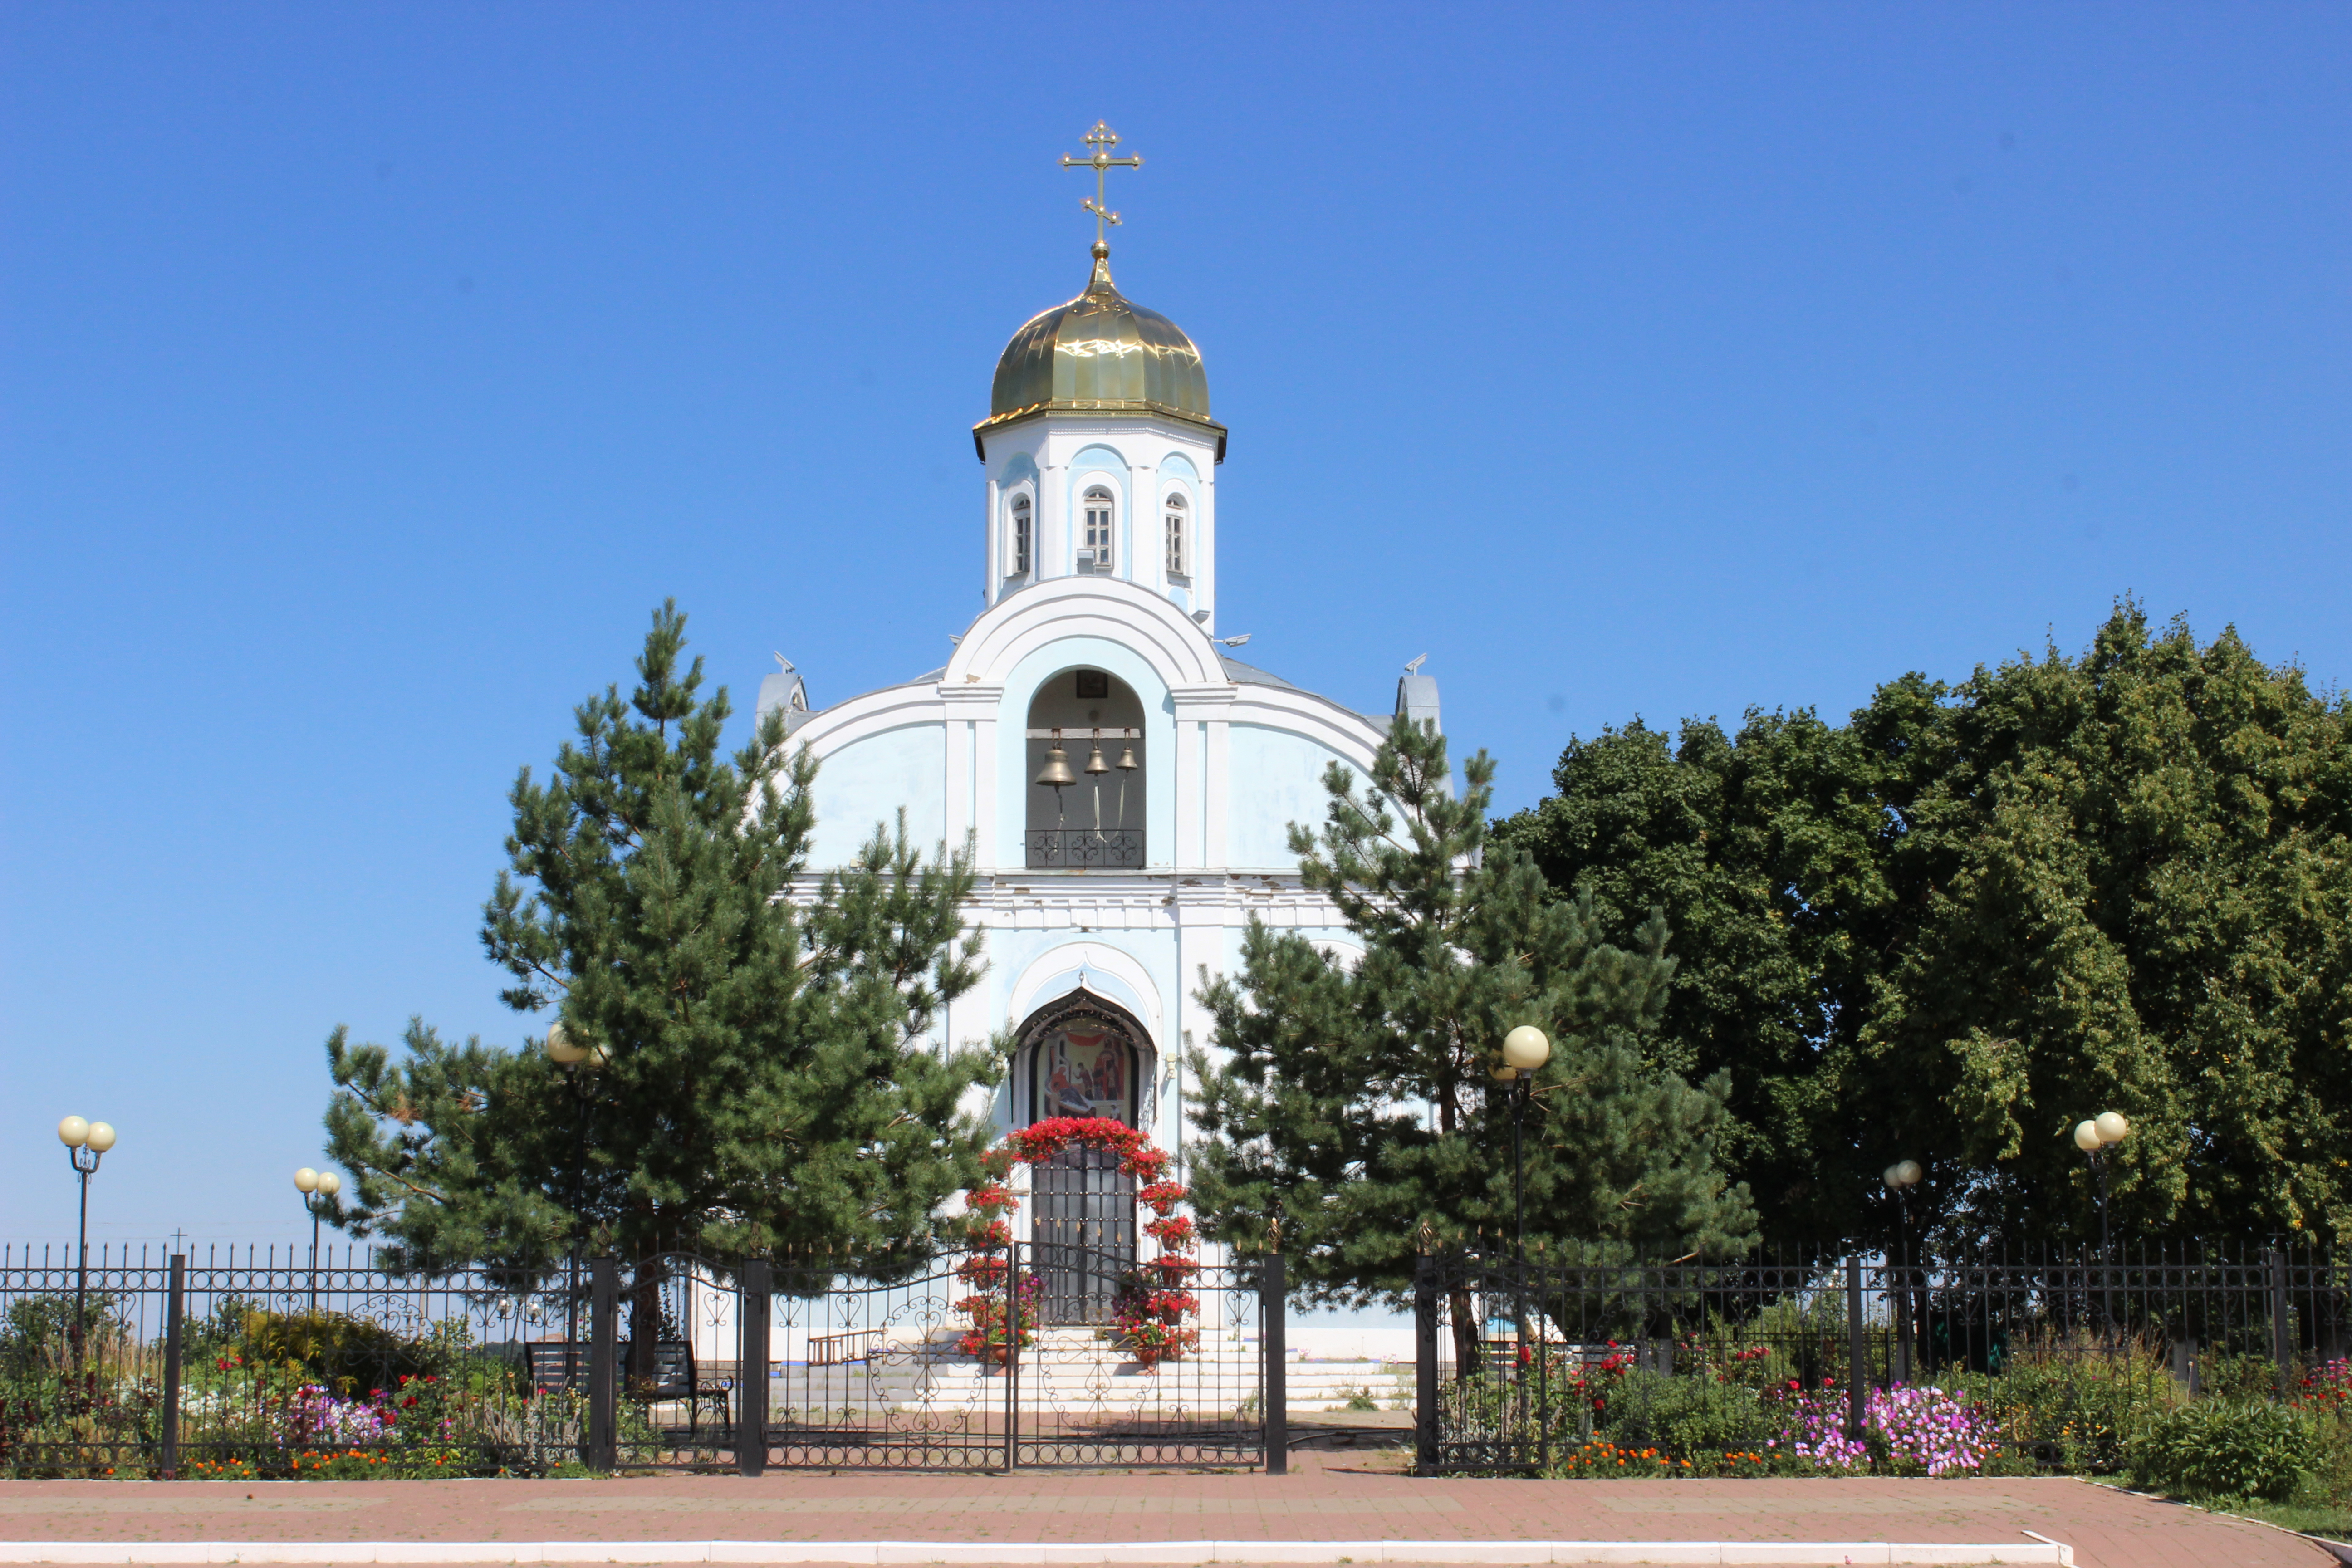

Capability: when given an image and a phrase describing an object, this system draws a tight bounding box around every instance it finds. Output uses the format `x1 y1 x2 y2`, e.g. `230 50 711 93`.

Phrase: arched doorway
1026 668 1146 868
1015 988 1147 1323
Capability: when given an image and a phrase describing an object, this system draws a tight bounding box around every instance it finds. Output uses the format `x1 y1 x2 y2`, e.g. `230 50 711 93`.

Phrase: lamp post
1882 1159 1922 1382
1494 1026 1552 1358
57 1116 117 1368
293 1167 342 1312
546 1022 605 1368
2073 1111 2131 1331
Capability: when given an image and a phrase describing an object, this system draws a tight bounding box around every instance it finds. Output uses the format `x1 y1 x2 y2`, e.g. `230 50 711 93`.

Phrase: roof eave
972 403 1229 463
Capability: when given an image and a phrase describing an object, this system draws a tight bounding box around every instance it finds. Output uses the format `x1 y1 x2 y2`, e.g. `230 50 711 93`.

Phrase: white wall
807 721 948 866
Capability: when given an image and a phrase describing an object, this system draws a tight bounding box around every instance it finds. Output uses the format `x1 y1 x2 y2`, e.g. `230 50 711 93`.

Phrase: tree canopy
1188 714 1756 1308
1497 603 2352 1249
322 602 1001 1288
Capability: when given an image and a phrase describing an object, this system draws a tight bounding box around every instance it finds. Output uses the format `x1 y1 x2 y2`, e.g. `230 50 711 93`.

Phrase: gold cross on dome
1060 121 1142 245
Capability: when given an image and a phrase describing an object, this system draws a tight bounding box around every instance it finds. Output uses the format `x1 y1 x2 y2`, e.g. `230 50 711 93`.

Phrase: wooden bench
523 1339 731 1432
524 1339 595 1393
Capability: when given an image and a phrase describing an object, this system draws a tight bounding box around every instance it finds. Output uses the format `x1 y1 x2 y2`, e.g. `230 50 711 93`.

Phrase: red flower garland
955 1116 1200 1369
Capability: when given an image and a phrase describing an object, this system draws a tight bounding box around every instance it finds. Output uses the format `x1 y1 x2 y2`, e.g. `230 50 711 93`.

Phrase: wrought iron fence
1413 1243 2352 1475
0 1241 1280 1477
0 1243 570 1480
755 1242 1268 1469
1024 828 1144 869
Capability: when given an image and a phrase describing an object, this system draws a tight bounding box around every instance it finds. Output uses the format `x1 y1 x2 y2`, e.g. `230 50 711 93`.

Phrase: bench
522 1338 731 1432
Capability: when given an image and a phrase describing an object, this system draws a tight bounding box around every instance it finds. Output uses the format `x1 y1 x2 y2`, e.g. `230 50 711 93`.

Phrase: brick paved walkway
0 1455 2332 1568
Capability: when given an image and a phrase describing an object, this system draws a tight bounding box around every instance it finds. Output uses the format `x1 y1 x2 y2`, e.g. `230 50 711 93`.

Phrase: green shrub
1955 1347 2181 1472
2127 1401 2319 1501
1602 1370 1775 1457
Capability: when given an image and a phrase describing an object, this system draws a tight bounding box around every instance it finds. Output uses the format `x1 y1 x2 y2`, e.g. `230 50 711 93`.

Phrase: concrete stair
758 1328 1411 1417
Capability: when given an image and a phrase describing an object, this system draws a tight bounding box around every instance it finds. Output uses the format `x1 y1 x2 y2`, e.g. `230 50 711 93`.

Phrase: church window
1079 486 1115 573
1164 493 1188 578
1009 493 1032 577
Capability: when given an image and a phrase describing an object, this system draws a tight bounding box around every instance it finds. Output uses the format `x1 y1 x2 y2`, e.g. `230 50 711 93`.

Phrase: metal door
1031 1145 1136 1324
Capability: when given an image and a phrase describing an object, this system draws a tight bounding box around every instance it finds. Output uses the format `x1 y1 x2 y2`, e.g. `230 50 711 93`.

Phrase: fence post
1844 1254 1867 1441
588 1256 619 1471
2269 1247 2293 1396
1261 1249 1288 1475
1414 1252 1440 1476
737 1259 770 1477
1003 1240 1022 1473
158 1254 185 1479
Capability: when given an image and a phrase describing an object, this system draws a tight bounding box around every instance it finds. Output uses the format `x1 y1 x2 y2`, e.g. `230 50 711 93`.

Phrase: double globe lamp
293 1166 342 1308
57 1115 118 1363
2074 1110 2131 1256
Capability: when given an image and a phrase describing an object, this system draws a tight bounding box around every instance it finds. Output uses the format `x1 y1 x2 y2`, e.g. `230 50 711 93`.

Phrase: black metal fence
1413 1243 2352 1475
0 1241 1281 1478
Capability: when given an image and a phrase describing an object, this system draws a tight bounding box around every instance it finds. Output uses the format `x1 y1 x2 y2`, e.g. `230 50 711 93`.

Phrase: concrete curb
0 1543 2073 1566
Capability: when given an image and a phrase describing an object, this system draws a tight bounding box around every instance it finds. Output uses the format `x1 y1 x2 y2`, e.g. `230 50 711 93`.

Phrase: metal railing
0 1240 1286 1477
1413 1241 2352 1476
1024 828 1144 869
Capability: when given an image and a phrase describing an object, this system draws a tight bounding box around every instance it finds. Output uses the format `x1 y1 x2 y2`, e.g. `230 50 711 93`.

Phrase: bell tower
974 124 1227 631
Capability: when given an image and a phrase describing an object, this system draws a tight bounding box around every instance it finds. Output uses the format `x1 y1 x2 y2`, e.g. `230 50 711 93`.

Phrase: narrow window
1165 493 1188 578
1010 494 1032 576
1081 486 1115 572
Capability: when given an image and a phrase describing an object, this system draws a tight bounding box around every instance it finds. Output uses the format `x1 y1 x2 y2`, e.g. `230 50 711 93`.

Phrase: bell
1115 741 1138 771
1035 743 1076 789
1084 732 1110 776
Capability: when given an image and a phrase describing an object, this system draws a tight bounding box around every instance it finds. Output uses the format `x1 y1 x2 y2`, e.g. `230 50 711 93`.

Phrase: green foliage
0 1294 121 1377
1602 1368 1776 1455
1954 1344 2183 1473
237 1311 430 1396
2129 1399 2319 1500
1189 715 1756 1307
322 602 1004 1279
1497 602 2352 1246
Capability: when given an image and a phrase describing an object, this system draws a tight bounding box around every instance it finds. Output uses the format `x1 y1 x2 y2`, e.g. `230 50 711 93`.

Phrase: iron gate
758 1242 1268 1469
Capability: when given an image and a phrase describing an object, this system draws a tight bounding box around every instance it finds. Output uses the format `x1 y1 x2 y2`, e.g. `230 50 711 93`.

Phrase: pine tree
323 603 1000 1362
1187 714 1756 1357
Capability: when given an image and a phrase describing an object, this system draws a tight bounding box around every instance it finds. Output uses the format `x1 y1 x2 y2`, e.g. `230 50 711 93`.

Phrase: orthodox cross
1060 121 1142 245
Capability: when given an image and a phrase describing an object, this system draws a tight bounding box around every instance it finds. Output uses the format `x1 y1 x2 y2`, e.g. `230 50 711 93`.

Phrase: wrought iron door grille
1032 1146 1138 1325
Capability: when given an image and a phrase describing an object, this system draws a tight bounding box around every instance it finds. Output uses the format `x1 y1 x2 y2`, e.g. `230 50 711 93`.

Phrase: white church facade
755 130 1438 1236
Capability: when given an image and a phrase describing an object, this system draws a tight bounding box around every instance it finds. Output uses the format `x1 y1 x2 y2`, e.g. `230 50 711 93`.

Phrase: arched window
1009 493 1032 577
1164 492 1188 578
1079 486 1115 573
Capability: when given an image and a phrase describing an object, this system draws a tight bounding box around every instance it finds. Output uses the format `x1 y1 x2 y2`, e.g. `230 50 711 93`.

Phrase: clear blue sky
4 3 2346 1249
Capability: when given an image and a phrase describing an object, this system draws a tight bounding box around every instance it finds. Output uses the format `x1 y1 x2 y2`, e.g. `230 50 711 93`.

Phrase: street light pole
293 1168 343 1312
546 1022 604 1377
1882 1159 1922 1383
2073 1112 2132 1333
1496 1027 1552 1351
56 1117 116 1370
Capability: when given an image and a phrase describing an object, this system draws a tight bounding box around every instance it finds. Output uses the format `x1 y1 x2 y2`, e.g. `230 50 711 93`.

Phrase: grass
2204 1497 2352 1542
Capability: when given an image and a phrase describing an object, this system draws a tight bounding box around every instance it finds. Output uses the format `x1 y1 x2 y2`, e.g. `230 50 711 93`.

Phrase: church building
756 127 1436 1285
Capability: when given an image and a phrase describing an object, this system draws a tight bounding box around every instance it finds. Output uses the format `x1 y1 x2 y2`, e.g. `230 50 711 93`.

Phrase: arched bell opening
1025 669 1145 869
1012 988 1151 1324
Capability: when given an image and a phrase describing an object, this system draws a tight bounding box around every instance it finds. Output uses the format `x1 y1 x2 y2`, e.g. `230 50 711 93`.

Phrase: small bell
1084 730 1110 776
1035 740 1076 789
1115 738 1138 771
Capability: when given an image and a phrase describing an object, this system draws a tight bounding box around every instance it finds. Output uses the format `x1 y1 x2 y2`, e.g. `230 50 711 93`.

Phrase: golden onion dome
974 244 1225 460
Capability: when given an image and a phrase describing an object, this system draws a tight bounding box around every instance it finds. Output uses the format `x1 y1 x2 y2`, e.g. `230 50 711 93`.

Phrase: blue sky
3 3 2347 1247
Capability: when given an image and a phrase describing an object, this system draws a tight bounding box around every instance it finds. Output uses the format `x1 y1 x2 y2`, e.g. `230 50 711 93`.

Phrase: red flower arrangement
954 1116 1200 1370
